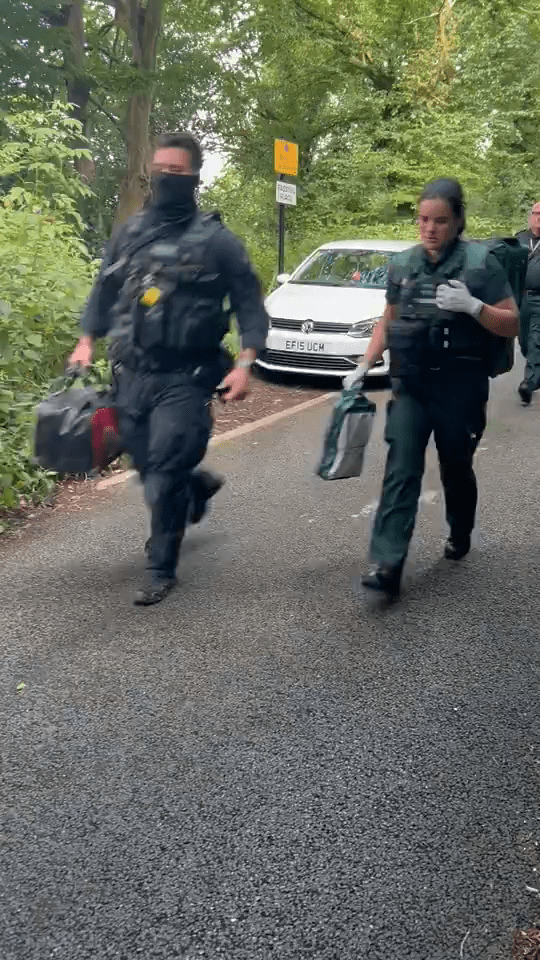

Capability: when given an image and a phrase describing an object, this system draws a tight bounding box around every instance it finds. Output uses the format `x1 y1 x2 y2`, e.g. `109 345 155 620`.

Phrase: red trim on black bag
91 407 120 470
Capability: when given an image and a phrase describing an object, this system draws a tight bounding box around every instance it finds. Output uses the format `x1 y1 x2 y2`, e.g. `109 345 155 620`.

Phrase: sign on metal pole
274 139 298 274
276 181 297 206
274 139 299 176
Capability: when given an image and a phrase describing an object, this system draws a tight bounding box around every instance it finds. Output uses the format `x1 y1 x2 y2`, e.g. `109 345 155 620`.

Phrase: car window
290 249 395 288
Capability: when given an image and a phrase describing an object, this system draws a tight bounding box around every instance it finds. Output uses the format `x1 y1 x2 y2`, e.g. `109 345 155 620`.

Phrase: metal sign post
274 139 298 275
278 175 285 274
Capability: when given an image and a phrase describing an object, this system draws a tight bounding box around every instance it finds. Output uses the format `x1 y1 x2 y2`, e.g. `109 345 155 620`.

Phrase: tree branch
111 0 129 33
293 0 360 49
405 0 454 27
88 93 126 141
84 41 124 65
140 0 165 70
125 0 142 64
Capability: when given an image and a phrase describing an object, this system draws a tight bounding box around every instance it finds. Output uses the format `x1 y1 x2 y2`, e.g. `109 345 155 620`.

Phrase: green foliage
0 104 94 518
1 0 540 521
0 101 93 215
204 0 540 287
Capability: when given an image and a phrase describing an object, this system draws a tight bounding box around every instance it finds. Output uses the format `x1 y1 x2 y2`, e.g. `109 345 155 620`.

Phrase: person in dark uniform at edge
515 202 540 405
356 178 519 597
68 132 268 606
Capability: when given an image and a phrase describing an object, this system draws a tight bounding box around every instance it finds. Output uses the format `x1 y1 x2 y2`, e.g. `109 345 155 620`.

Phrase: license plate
284 339 325 353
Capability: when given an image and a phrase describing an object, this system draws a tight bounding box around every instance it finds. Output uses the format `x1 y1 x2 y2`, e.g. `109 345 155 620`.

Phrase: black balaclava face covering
150 172 199 218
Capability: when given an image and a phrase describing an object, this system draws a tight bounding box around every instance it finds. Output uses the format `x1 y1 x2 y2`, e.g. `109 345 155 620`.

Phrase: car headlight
346 317 381 338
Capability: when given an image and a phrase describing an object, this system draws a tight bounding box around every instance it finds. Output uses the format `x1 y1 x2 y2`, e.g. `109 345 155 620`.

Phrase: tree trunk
114 92 152 223
46 2 94 180
65 0 94 181
113 0 165 226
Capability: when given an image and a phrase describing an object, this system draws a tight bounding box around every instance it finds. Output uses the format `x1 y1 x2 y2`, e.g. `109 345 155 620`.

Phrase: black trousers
115 366 213 580
370 369 489 570
520 297 540 392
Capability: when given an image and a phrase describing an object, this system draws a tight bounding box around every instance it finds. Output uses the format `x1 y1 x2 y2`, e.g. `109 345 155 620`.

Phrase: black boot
444 535 471 561
518 381 533 405
144 472 225 557
133 576 177 606
188 470 225 524
361 565 402 597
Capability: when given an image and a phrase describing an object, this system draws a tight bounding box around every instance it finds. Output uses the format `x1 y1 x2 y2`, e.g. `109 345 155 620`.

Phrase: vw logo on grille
301 320 314 334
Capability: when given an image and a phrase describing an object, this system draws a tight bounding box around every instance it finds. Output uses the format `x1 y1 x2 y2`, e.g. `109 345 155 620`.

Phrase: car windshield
290 249 395 288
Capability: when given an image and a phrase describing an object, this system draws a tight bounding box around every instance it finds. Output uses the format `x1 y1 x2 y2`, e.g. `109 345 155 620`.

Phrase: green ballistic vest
387 239 524 379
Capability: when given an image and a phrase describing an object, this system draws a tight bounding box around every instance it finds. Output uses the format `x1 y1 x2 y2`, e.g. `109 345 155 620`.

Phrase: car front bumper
256 328 389 378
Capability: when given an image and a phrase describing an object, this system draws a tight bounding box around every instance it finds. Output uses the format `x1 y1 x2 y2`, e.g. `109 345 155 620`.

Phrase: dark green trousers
370 369 489 570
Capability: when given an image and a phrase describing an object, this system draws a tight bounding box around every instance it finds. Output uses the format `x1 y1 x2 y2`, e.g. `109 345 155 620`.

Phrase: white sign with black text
276 181 297 206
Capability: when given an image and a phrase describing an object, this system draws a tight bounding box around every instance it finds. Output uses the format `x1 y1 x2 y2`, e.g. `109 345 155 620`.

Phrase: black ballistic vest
516 230 540 292
107 211 228 364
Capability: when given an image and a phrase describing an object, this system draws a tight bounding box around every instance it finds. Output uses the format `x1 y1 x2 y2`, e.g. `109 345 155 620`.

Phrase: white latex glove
435 279 483 319
342 361 369 391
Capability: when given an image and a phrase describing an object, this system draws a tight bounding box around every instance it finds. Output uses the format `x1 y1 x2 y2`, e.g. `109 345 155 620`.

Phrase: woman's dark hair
155 131 203 173
419 178 466 234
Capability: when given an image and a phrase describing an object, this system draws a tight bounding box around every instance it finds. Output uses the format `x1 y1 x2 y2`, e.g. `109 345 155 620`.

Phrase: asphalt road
1 367 539 960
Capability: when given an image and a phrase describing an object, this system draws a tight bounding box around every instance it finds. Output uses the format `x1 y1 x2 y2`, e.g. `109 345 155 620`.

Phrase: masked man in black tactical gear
516 202 540 405
69 132 268 606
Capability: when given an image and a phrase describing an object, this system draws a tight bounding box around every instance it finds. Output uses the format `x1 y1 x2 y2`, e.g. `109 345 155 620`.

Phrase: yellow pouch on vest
140 286 161 307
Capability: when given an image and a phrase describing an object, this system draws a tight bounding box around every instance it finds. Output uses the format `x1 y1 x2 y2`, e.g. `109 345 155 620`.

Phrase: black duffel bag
34 369 121 475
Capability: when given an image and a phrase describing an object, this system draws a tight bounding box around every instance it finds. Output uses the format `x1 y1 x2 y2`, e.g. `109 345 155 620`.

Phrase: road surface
1 368 539 959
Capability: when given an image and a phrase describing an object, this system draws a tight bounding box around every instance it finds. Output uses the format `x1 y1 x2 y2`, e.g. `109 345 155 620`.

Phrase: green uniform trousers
370 368 489 570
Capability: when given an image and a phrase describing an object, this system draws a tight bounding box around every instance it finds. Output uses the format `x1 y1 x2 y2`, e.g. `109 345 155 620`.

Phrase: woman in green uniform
359 178 519 596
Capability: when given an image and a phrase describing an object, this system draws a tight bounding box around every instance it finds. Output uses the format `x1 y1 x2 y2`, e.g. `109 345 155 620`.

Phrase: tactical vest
106 211 228 365
387 240 518 379
516 229 540 296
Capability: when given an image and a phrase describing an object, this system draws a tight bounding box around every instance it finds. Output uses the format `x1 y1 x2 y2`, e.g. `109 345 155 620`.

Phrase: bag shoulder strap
124 210 223 260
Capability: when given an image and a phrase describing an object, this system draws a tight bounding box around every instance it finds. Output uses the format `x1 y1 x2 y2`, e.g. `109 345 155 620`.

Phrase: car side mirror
276 273 291 284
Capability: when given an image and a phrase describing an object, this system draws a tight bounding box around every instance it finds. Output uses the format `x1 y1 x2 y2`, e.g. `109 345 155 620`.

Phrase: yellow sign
274 139 298 176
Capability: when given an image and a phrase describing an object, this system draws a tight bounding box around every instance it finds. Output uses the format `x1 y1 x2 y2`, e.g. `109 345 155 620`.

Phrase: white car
257 239 414 379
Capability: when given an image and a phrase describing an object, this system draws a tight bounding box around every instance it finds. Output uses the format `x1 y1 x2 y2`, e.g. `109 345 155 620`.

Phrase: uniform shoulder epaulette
124 210 147 235
464 239 491 271
391 244 423 275
201 209 223 225
397 244 422 263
